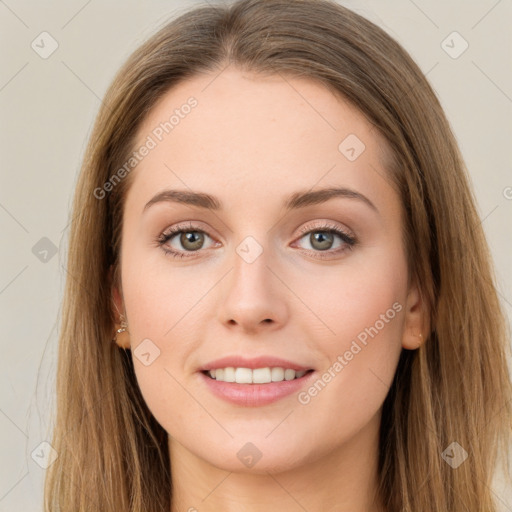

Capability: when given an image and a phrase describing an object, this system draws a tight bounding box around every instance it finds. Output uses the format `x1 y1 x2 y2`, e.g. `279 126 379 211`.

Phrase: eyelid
295 220 355 239
158 220 352 242
159 220 212 236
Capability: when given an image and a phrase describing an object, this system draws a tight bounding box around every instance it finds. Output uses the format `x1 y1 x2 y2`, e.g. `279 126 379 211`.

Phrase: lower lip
199 370 315 407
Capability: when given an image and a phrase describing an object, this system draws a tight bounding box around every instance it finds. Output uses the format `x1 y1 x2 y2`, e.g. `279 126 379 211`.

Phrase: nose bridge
217 234 288 330
232 239 271 296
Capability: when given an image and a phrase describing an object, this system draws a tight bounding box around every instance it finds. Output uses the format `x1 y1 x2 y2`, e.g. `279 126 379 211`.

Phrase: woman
44 0 512 510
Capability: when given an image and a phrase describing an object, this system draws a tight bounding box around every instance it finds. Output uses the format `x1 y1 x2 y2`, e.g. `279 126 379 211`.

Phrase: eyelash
156 221 357 260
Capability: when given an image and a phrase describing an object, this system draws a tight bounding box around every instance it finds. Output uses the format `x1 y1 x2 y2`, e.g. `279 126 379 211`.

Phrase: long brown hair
44 0 512 510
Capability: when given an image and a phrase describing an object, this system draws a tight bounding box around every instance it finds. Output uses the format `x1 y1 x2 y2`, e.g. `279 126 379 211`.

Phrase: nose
217 245 288 334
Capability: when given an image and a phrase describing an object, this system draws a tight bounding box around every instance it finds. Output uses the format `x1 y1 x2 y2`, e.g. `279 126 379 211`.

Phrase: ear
401 280 429 350
109 265 123 315
112 283 124 319
109 265 131 349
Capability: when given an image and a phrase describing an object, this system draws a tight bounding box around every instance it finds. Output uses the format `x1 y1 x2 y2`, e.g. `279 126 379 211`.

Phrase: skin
112 66 426 512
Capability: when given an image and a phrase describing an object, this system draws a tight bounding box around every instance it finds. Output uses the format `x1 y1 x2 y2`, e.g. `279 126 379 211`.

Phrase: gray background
1 0 511 510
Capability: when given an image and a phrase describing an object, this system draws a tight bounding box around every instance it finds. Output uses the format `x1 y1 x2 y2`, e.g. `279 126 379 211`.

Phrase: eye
156 221 357 260
157 222 217 259
293 222 357 258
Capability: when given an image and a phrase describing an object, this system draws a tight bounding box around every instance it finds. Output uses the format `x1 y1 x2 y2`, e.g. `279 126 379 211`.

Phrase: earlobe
401 282 428 350
406 332 424 350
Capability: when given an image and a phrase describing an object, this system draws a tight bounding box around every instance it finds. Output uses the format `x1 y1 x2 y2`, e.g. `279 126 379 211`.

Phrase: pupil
311 232 333 251
181 231 203 250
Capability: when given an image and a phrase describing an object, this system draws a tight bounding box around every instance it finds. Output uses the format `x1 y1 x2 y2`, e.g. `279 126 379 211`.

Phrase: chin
212 453 306 475
194 436 313 475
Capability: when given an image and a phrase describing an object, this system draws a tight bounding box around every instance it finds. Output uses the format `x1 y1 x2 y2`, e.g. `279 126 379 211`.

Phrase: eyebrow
143 186 378 214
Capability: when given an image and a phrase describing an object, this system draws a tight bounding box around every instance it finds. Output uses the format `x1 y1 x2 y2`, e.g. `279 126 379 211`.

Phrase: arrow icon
237 442 263 467
440 31 468 59
31 441 58 468
236 236 263 263
32 237 58 262
31 31 59 59
441 441 468 468
339 134 365 161
134 339 161 366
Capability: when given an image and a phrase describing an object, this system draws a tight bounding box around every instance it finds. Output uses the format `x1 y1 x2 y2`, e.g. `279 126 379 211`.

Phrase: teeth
223 367 235 382
235 367 253 384
271 367 284 381
252 368 271 384
207 367 309 384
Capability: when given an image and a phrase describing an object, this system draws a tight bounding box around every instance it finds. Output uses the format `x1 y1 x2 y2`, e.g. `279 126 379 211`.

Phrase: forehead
127 67 395 211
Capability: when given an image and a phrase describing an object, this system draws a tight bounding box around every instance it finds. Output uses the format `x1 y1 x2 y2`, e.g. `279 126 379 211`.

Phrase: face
113 67 423 473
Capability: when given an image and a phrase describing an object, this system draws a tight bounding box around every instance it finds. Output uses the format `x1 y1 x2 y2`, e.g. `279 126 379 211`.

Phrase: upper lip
199 356 313 372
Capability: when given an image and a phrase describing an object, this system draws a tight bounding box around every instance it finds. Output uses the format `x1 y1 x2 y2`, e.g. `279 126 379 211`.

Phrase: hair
44 0 512 510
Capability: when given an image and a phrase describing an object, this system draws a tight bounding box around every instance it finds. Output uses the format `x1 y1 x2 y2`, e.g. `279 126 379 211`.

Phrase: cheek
295 241 407 350
120 239 210 337
119 247 215 429
293 246 407 430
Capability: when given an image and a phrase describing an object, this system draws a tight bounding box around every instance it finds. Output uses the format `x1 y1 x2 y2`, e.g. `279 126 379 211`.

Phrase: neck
169 411 385 512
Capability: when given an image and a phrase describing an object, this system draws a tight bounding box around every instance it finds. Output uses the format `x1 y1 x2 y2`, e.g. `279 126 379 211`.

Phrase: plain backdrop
0 0 511 510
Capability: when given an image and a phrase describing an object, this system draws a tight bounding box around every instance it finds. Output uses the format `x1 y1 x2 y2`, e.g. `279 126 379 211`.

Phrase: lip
199 370 316 407
197 355 316 407
198 355 313 372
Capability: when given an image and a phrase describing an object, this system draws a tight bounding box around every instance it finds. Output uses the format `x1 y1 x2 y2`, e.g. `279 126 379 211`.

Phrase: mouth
199 366 316 407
